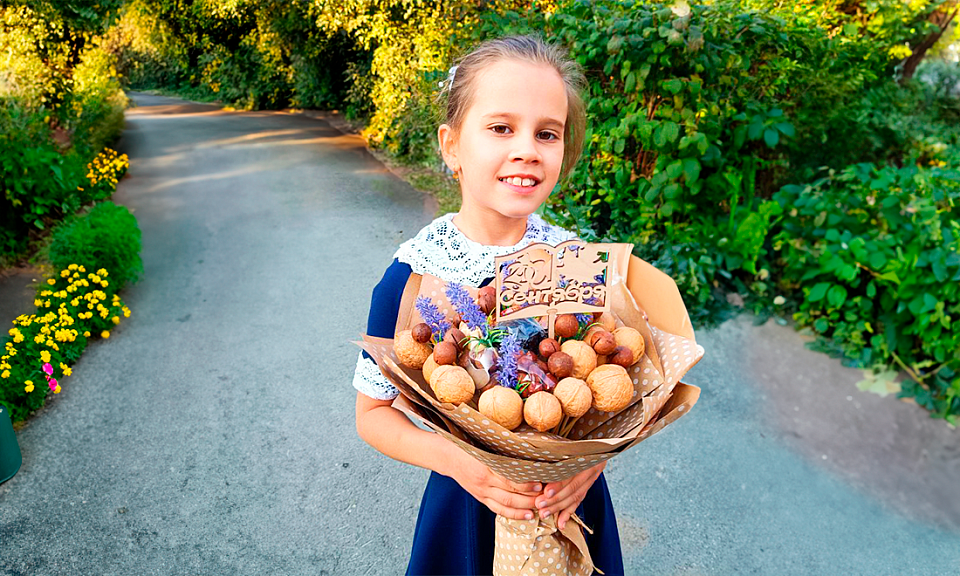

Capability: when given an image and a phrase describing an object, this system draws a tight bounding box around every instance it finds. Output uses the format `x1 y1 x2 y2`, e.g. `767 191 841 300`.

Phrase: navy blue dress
363 259 624 576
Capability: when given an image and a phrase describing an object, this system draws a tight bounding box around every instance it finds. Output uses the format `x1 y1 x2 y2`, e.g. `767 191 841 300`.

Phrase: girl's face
440 59 568 221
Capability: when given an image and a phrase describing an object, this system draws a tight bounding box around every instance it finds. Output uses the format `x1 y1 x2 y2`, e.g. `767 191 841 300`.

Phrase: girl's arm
355 392 542 520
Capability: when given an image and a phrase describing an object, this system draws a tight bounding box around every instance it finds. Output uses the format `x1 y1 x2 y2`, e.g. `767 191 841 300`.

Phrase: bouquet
357 242 702 576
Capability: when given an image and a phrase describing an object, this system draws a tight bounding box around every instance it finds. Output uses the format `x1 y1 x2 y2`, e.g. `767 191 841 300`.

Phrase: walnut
554 314 579 339
597 311 617 332
394 330 432 369
613 327 644 364
553 377 592 418
422 353 439 383
478 385 523 430
523 391 562 432
429 365 476 404
586 364 634 412
560 340 598 380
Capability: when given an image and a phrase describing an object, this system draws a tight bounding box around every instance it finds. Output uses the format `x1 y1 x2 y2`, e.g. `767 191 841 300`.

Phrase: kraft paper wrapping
356 249 703 576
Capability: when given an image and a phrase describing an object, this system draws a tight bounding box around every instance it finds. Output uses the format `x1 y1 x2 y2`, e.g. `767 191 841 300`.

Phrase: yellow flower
25 381 34 393
1 370 8 379
54 384 61 394
112 316 120 325
47 278 56 285
68 264 78 270
61 364 72 376
71 298 80 307
34 299 43 307
60 269 70 278
83 331 91 337
123 307 131 318
101 280 109 288
78 266 86 273
101 331 110 339
40 350 51 363
97 269 108 277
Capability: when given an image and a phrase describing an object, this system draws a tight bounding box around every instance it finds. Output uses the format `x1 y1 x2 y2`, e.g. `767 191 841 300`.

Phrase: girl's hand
535 462 606 529
446 450 543 521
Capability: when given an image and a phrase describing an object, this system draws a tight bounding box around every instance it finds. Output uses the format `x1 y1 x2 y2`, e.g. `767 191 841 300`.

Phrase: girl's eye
491 125 511 135
538 131 559 141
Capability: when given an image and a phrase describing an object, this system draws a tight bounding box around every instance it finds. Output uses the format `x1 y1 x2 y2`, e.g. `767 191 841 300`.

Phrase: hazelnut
445 327 467 349
411 322 432 344
523 391 563 432
394 330 432 369
547 351 574 379
479 385 523 430
538 338 561 358
613 327 645 364
429 365 475 404
592 331 617 355
560 340 598 380
422 353 439 383
433 341 458 366
586 364 634 412
553 377 592 418
609 346 634 367
477 285 497 315
554 314 580 339
457 349 471 369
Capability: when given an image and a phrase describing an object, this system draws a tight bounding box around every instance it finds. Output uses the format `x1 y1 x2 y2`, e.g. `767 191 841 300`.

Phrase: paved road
2 93 959 575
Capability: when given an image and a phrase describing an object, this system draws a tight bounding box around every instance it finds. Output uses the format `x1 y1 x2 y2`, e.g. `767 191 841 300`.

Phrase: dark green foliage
47 202 143 291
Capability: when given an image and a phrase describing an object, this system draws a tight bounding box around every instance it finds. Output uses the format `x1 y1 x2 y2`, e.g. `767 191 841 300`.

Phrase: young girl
353 35 624 575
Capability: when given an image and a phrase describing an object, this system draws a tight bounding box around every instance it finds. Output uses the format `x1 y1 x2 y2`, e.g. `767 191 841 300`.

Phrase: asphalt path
2 93 958 575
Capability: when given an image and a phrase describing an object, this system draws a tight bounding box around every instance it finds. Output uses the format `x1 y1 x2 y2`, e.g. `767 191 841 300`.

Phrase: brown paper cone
493 514 595 576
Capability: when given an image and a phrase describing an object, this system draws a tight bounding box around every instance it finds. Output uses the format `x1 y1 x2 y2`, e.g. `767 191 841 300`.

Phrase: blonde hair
441 35 587 180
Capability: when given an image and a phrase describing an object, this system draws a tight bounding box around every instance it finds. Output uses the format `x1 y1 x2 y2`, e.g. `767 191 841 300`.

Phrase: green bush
47 201 143 292
773 162 960 420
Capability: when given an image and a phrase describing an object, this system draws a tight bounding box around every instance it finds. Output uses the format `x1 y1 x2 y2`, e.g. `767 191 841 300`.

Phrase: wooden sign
494 241 612 326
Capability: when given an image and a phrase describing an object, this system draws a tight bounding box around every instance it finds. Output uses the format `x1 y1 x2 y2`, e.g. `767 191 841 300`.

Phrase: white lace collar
394 212 577 287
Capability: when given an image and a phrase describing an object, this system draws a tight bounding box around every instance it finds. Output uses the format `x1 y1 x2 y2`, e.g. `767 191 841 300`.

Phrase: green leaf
666 160 684 179
868 252 886 270
808 282 830 302
814 318 830 333
828 284 848 308
624 71 636 93
763 128 779 148
682 158 701 183
663 78 683 94
856 369 900 397
775 122 795 137
747 121 764 140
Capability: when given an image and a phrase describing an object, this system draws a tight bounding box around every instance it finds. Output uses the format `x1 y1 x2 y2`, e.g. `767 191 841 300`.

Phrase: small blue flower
496 332 522 389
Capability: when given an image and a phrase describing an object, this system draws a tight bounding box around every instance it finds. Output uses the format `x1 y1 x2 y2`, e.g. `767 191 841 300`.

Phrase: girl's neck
451 207 530 247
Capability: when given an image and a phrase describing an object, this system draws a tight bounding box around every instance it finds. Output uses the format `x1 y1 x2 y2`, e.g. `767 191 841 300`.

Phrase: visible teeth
501 177 536 187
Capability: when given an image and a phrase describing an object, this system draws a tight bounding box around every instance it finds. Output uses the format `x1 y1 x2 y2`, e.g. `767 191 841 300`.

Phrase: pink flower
43 363 53 375
48 378 58 392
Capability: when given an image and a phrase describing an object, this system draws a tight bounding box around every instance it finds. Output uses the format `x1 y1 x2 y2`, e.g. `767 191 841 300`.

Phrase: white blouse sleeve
352 352 400 400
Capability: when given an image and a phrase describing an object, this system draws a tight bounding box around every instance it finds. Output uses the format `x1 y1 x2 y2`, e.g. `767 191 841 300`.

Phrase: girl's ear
438 123 460 174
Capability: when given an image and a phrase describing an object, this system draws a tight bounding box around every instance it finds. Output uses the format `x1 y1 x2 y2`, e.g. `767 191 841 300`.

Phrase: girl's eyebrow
481 112 564 130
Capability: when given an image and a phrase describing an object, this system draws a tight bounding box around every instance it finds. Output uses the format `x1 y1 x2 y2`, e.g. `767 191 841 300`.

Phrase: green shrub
47 201 143 292
773 162 960 421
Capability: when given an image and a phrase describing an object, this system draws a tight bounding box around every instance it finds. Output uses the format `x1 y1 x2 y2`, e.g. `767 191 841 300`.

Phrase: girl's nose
511 134 542 164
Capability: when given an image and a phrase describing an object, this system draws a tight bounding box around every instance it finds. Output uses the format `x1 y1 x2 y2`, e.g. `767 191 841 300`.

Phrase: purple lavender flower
445 282 488 336
496 332 521 389
576 313 594 326
415 296 451 344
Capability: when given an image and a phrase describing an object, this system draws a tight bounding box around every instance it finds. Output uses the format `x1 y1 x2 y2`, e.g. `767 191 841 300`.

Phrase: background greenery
2 0 958 421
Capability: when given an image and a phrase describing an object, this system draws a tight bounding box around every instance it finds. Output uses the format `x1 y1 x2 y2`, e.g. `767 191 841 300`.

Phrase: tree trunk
900 1 959 83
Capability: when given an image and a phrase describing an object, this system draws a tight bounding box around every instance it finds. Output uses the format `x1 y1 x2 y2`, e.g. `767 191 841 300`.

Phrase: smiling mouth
498 176 540 188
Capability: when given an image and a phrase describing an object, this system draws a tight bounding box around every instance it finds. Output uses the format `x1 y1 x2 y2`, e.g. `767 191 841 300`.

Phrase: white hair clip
439 65 459 90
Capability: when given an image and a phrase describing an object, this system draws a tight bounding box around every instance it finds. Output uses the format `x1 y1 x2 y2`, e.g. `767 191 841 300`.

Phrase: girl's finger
488 486 539 514
496 476 542 496
484 497 535 521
